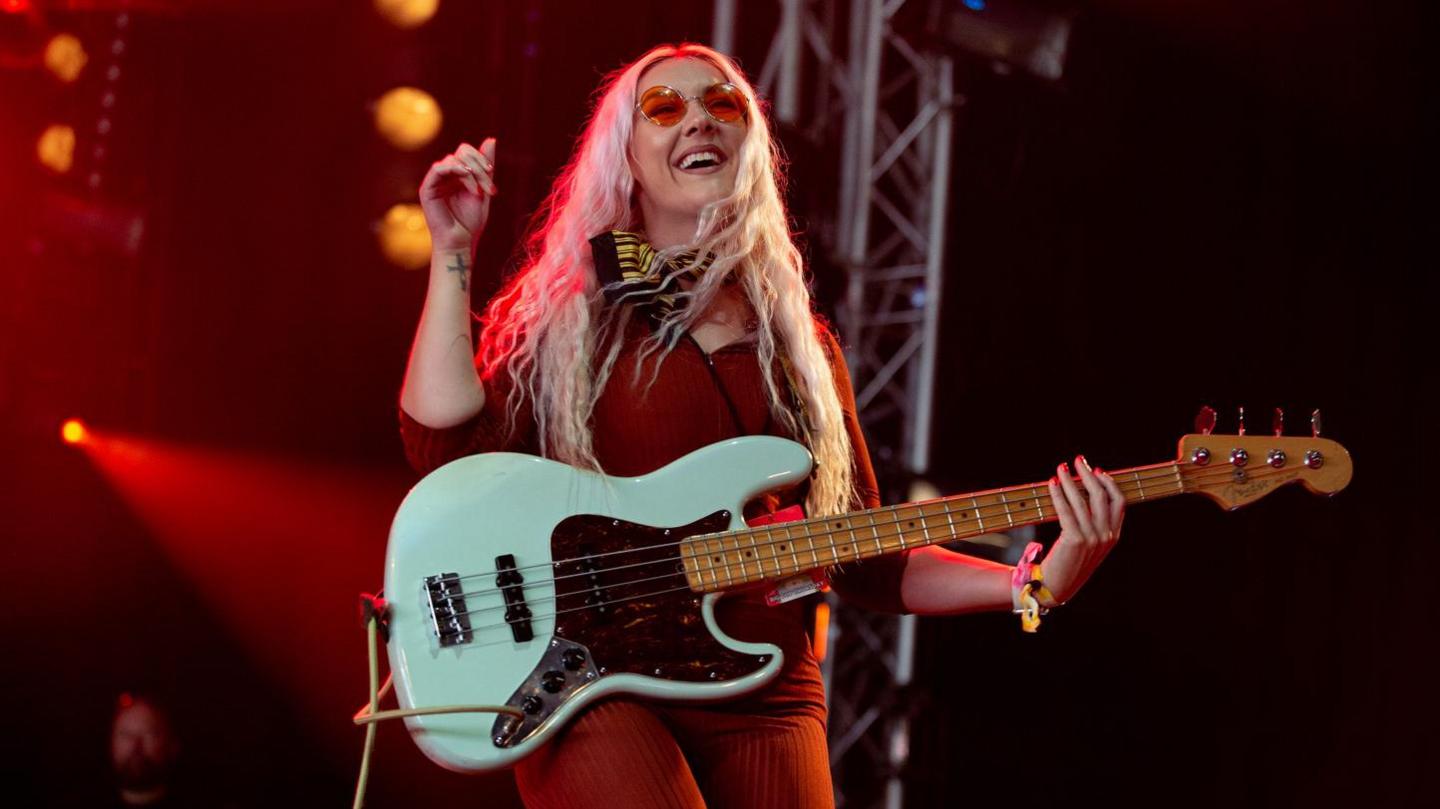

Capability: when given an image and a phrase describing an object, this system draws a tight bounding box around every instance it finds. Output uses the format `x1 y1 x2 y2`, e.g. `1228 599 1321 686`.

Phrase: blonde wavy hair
476 43 856 518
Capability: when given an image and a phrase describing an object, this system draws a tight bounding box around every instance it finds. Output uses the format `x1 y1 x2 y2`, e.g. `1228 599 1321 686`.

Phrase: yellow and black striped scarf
589 230 717 328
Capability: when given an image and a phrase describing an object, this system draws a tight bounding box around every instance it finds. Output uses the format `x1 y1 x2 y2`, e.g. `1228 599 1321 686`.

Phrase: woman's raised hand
419 138 498 255
1039 455 1125 605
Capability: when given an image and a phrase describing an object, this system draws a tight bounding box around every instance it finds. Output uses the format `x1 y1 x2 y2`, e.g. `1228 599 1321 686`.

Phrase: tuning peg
1311 408 1322 438
1238 406 1246 436
1272 407 1284 437
1195 405 1216 436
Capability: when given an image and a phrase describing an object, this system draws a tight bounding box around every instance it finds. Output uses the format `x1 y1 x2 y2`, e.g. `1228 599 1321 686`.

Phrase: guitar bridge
423 572 472 647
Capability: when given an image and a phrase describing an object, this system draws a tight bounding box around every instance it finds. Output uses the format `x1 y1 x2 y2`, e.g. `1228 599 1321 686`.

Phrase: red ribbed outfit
399 317 908 809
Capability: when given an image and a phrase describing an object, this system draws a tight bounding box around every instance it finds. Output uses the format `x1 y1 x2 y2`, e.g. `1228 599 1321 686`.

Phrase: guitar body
384 436 810 773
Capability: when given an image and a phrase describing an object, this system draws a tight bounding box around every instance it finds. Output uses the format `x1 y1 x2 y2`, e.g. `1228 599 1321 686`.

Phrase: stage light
37 124 76 174
812 600 831 662
44 33 88 83
377 202 432 269
374 86 443 151
61 418 88 445
2 0 31 13
374 0 439 29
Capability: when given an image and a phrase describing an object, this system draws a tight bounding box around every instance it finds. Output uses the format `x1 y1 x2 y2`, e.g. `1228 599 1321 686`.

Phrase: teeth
679 151 721 169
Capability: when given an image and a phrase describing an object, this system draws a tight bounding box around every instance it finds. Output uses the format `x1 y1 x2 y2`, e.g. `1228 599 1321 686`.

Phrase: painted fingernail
1049 476 1058 486
1077 454 1090 470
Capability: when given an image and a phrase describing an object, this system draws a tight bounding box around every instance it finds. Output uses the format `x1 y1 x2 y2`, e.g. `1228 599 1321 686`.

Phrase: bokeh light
37 124 76 174
373 86 443 151
44 33 88 83
61 418 88 445
377 202 433 269
374 0 439 29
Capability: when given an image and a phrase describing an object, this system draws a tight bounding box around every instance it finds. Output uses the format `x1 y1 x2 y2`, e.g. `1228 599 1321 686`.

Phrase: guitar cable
351 593 523 809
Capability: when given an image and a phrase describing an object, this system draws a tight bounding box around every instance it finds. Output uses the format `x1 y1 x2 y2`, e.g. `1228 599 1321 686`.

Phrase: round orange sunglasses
635 82 749 127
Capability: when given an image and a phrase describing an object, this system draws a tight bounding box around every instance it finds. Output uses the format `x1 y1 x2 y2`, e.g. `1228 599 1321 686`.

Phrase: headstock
1176 407 1352 510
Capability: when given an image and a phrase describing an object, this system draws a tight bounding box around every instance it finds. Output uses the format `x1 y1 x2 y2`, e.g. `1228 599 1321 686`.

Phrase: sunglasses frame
634 82 750 127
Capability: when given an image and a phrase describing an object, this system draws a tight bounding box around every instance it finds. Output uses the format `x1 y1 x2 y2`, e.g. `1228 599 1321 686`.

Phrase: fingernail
1077 454 1090 471
1049 476 1058 486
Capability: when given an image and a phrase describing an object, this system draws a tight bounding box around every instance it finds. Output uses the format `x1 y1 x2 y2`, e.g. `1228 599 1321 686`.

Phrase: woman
400 43 1124 809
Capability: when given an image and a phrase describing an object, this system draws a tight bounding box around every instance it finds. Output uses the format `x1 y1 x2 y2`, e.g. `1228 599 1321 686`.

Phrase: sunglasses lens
703 84 747 123
639 87 686 126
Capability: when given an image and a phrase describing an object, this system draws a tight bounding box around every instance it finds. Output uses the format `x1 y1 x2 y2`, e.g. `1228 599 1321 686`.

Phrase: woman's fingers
455 142 497 195
1055 462 1097 542
1048 467 1081 537
424 157 479 197
1097 469 1125 539
1075 455 1110 538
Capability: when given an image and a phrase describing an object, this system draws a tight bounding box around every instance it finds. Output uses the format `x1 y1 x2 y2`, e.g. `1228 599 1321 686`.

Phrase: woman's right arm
400 139 498 428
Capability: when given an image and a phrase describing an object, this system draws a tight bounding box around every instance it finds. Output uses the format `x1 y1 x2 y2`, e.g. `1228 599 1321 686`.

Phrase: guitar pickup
424 572 472 648
495 554 534 643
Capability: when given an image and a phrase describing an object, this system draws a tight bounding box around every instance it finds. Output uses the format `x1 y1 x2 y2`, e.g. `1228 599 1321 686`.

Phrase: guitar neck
679 461 1184 593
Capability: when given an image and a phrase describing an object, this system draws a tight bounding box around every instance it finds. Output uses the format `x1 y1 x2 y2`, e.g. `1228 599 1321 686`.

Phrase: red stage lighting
60 418 88 445
2 0 31 14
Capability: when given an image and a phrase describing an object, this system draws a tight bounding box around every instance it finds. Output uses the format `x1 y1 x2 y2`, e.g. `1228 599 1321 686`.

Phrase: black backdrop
1 1 1427 806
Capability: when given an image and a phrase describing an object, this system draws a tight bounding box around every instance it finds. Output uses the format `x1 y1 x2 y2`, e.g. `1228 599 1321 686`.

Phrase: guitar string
444 567 690 621
439 460 1292 604
439 462 1191 587
438 463 1186 599
433 463 1309 637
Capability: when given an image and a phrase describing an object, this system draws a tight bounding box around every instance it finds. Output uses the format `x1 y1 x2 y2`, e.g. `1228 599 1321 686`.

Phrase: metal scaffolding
714 3 958 807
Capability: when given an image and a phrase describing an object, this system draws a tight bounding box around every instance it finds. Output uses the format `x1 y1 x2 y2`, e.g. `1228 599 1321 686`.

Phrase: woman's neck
637 204 698 249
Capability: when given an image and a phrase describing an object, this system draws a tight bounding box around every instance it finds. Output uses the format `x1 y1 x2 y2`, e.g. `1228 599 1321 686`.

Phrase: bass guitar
381 421 1351 772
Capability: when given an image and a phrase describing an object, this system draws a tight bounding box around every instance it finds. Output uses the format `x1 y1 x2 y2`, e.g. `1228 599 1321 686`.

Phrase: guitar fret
714 537 733 588
759 531 773 579
972 497 985 532
805 522 821 568
783 525 801 576
1170 464 1184 495
998 490 1015 527
869 514 884 555
1132 470 1146 501
919 507 932 545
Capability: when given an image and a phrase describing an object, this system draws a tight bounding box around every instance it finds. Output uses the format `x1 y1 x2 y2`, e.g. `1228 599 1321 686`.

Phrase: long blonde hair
477 43 856 517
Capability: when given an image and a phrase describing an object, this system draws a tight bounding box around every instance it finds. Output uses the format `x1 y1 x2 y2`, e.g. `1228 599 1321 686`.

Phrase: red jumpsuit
400 317 908 809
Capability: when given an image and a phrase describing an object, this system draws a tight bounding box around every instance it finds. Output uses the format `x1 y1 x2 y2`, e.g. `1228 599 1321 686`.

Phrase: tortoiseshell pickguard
549 511 769 682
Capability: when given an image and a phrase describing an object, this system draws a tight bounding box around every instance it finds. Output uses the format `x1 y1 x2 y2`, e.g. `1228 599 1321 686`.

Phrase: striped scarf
588 230 716 328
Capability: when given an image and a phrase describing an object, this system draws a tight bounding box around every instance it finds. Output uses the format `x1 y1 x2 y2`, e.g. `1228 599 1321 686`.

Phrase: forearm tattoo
447 253 470 292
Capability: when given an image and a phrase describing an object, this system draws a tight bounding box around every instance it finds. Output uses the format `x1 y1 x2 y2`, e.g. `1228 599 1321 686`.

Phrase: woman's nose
682 103 716 136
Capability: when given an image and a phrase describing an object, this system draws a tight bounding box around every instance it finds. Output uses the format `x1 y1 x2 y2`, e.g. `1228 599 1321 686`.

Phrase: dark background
1 1 1427 806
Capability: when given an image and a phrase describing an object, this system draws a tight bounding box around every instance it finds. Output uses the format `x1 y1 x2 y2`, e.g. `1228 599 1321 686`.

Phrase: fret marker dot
779 545 787 551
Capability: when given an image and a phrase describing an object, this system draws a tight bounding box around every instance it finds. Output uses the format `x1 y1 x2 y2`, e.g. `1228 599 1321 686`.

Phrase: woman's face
629 57 748 234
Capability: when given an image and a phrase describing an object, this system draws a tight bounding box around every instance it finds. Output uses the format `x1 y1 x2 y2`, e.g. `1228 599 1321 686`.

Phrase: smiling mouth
675 149 728 172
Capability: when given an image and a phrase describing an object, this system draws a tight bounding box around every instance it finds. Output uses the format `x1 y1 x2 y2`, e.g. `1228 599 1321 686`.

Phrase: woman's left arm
900 456 1125 615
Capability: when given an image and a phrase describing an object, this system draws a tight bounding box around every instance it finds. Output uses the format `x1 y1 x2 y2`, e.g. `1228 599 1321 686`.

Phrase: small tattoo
447 253 470 291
